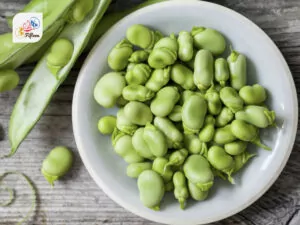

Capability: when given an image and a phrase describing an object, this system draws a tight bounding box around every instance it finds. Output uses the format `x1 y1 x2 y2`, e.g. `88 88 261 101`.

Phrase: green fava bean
235 105 276 128
152 157 173 182
205 87 222 115
137 170 165 210
126 162 152 178
168 105 182 122
191 27 226 55
47 38 74 76
207 146 235 183
70 0 94 23
231 120 271 150
234 151 256 173
132 128 155 160
108 39 133 71
215 107 234 127
182 95 207 134
183 134 208 156
127 62 137 71
188 181 209 201
116 96 129 107
150 86 180 117
125 63 152 85
97 115 116 135
122 84 155 102
126 24 157 49
199 115 215 143
224 141 248 155
239 84 267 105
145 66 171 92
173 171 189 209
124 101 153 126
128 50 149 63
154 117 183 149
194 49 214 91
0 69 19 92
164 149 189 170
114 134 144 163
116 108 138 135
94 72 126 108
41 146 73 186
143 123 168 157
185 49 197 70
213 124 236 145
215 58 230 87
228 50 247 90
178 31 194 62
171 63 196 90
183 155 214 191
220 87 244 113
180 90 204 105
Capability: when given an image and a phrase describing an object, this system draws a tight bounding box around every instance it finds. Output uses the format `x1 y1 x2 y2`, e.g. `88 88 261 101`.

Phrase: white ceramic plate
72 1 298 224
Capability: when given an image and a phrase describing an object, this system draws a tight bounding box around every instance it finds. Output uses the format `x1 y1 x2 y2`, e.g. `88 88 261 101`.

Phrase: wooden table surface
0 0 300 224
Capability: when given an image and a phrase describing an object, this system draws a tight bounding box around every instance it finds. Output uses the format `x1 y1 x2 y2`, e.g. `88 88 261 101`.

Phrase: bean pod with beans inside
93 24 276 210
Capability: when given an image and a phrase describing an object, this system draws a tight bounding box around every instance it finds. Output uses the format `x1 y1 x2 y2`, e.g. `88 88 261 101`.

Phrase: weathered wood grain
0 0 300 224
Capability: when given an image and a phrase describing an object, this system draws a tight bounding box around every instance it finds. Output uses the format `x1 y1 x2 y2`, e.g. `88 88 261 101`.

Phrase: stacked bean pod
94 24 276 210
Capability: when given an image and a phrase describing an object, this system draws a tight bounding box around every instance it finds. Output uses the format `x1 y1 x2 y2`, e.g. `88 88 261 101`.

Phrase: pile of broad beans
94 24 276 210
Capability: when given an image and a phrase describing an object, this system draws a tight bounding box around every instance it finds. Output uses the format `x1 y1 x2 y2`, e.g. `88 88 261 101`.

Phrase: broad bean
185 50 197 70
188 181 209 201
180 90 204 105
70 0 94 23
228 50 247 90
127 62 137 71
182 95 207 134
191 27 226 55
215 107 234 127
126 24 159 49
132 128 155 159
150 86 180 117
116 108 138 135
0 69 19 92
193 49 214 91
145 67 171 92
126 162 152 178
215 58 229 87
199 115 215 143
235 105 276 128
122 84 155 102
178 31 194 62
108 39 133 71
124 101 153 126
183 155 214 191
94 72 126 108
129 50 149 63
234 151 256 173
168 105 182 122
138 170 165 210
239 84 267 105
164 149 189 169
220 87 244 113
205 87 222 115
213 124 236 145
152 157 174 182
125 63 152 85
171 63 196 90
173 171 189 209
183 134 208 156
224 141 248 155
116 96 129 107
97 115 116 135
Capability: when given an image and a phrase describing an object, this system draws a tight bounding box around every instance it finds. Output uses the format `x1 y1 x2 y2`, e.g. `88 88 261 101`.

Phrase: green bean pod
138 170 165 211
227 50 247 90
150 86 180 117
108 39 133 71
193 49 214 91
205 87 222 115
122 84 155 102
215 107 234 127
154 117 183 149
183 134 208 156
178 31 194 62
215 58 230 87
128 50 149 63
213 124 236 145
235 105 276 128
124 101 153 126
152 157 174 182
0 69 20 93
182 95 207 134
143 123 168 157
94 72 126 108
191 27 226 55
171 63 196 90
234 151 256 173
145 66 171 92
239 84 267 105
183 155 214 191
97 115 116 135
231 120 271 150
188 181 209 201
125 63 152 85
168 105 182 122
220 87 244 113
132 128 155 160
173 171 189 209
224 141 248 155
126 162 152 178
116 108 138 135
